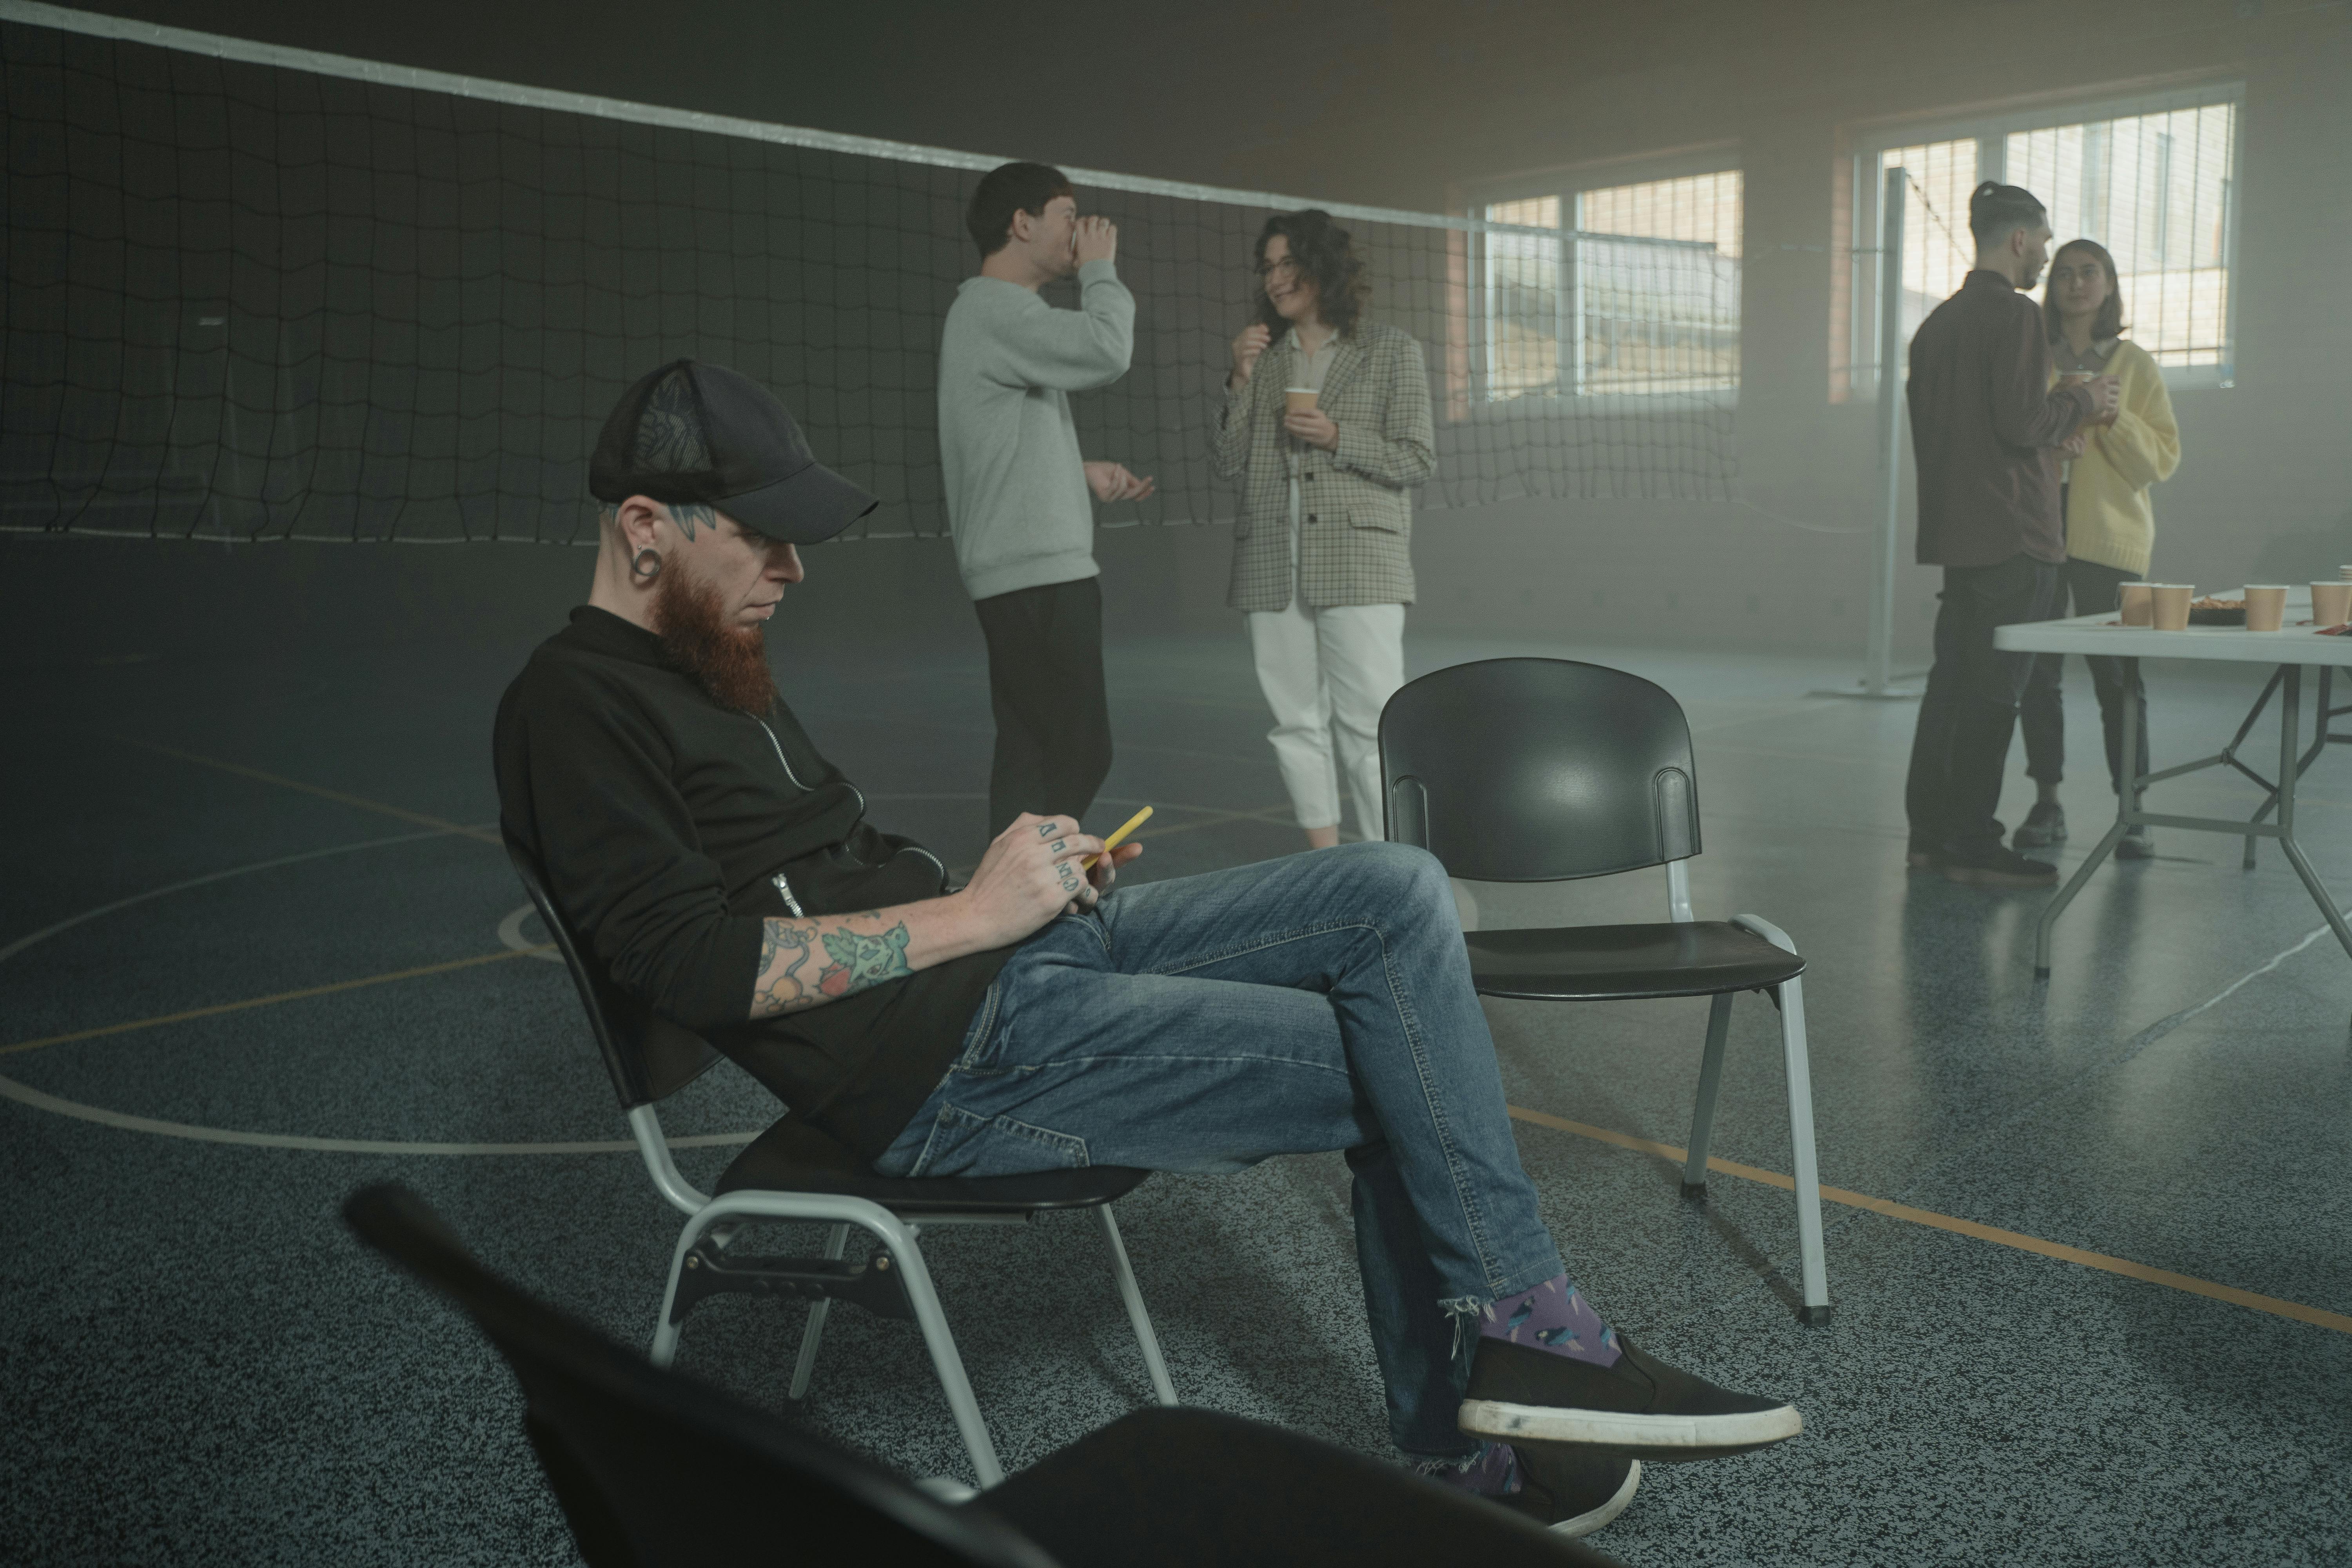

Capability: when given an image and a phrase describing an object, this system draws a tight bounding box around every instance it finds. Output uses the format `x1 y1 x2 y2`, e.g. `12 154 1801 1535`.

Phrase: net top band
0 0 1716 249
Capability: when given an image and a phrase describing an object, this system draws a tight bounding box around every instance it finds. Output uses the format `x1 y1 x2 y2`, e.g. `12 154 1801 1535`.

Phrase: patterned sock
1480 1274 1622 1367
1416 1439 1522 1499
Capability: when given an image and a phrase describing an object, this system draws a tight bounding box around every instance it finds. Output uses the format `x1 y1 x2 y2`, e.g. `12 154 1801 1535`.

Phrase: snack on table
2190 596 2243 611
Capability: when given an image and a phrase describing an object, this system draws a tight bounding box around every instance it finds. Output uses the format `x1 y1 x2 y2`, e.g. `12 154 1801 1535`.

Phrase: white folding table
1994 591 2352 975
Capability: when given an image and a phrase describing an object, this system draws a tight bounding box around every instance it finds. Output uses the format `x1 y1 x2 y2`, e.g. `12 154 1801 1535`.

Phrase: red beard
652 564 779 715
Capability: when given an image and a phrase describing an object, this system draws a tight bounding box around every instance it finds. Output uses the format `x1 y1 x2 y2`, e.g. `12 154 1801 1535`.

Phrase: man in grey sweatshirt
940 161 1152 836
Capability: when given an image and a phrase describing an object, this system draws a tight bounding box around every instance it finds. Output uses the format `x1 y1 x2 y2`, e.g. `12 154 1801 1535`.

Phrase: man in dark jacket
1903 181 2120 886
494 360 1805 1538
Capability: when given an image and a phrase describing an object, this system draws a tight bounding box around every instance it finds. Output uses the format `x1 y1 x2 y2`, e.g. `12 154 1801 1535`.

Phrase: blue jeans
875 841 1567 1461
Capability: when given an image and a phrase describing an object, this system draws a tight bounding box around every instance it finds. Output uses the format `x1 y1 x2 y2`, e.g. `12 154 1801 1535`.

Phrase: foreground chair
1380 658 1832 1324
504 840 1176 1486
343 1183 1628 1566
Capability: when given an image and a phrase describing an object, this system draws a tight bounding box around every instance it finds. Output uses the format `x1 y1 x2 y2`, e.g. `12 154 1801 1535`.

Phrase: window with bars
2006 103 2236 368
1853 88 2240 388
1480 168 1742 401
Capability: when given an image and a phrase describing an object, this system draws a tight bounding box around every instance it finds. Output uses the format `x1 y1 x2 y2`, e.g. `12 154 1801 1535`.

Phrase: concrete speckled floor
3 613 2349 1566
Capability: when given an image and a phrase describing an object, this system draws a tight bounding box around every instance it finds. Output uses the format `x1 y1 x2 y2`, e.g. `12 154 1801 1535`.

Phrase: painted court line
0 825 466 967
1505 1105 2352 1337
0 1071 757 1156
0 947 550 1056
3 942 2344 1338
107 735 501 844
21 747 2343 1333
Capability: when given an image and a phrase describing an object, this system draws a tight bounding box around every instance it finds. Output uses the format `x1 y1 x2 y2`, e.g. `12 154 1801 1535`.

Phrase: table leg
2037 655 2139 977
2272 665 2352 963
2245 664 2337 869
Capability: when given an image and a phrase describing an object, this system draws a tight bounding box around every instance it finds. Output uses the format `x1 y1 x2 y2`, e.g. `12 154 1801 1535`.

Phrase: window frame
1468 146 1745 414
1848 80 2245 397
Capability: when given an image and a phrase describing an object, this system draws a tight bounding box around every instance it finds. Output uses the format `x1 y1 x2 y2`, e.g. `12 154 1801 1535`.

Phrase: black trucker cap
589 359 878 544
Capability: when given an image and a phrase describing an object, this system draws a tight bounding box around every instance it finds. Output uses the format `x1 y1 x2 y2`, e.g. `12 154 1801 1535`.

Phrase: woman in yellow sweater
2012 239 2181 859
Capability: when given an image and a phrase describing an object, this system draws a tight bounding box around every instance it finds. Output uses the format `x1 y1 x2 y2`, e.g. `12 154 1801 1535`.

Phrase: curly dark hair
2043 238 2126 344
1251 209 1370 338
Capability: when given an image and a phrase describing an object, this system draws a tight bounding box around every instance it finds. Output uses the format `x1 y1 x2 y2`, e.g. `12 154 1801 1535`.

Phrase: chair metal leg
1774 975 1834 1327
1730 914 1833 1326
1096 1205 1177 1406
883 1225 1006 1488
1682 993 1735 1198
650 1223 694 1368
786 1223 850 1401
647 1193 1005 1487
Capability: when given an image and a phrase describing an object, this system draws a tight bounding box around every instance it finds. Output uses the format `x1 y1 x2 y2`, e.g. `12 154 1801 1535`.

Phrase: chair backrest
504 837 720 1109
343 1183 1059 1568
1379 658 1700 883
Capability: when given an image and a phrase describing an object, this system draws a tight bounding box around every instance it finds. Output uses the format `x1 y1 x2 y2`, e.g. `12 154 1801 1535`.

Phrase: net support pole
1866 167 1911 696
1819 167 1925 701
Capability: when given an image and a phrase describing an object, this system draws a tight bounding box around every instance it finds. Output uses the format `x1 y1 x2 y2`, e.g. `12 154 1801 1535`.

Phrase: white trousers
1247 597 1406 840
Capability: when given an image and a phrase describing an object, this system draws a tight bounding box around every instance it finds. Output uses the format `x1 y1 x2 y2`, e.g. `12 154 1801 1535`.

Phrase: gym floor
4 610 2348 1566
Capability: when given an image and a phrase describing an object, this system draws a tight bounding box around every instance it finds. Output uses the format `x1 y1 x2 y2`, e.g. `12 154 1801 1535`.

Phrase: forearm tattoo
752 913 914 1017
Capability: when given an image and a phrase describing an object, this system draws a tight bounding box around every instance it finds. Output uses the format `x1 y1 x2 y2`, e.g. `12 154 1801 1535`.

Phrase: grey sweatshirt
937 258 1135 601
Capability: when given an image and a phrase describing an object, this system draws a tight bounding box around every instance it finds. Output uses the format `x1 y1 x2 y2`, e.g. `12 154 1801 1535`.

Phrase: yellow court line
109 737 501 844
1505 1105 2352 1337
0 947 552 1056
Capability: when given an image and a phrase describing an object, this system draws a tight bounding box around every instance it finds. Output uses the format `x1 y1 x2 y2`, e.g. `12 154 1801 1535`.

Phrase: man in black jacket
1902 181 2120 887
495 360 1803 1537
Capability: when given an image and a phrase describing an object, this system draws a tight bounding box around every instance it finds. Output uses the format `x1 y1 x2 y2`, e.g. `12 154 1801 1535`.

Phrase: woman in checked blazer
1210 209 1435 849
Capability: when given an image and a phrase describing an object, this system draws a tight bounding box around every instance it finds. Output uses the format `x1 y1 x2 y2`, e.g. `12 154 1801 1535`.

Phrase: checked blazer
1209 319 1436 613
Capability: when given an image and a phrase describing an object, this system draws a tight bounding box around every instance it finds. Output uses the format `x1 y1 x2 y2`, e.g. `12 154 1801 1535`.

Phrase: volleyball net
0 1 1739 544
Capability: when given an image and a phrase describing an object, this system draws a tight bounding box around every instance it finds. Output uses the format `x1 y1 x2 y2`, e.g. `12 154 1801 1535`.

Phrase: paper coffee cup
2245 585 2288 633
2118 583 2153 626
1285 387 1318 414
2312 583 2352 628
2150 584 2194 632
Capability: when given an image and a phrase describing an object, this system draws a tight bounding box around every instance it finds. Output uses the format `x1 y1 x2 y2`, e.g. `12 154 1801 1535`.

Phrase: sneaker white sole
1461 1399 1803 1454
1552 1458 1641 1537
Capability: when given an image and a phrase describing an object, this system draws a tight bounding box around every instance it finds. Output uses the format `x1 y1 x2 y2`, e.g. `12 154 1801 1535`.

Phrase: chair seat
715 1114 1150 1214
1466 921 1804 1002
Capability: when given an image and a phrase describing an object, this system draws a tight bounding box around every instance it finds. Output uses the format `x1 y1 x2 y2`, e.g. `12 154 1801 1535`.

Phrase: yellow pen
1083 805 1153 869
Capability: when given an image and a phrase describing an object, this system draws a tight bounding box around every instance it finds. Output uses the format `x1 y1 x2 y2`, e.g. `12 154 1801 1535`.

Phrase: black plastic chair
342 1183 1628 1567
1380 659 1831 1324
503 840 1176 1487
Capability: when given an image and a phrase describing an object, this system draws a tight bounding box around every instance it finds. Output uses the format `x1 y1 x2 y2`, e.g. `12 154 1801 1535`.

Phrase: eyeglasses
1253 256 1300 278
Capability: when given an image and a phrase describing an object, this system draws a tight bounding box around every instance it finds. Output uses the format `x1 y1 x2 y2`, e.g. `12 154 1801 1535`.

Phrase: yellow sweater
2050 338 2180 576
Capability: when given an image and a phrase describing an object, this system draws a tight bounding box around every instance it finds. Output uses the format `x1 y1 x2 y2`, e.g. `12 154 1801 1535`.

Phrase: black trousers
973 576 1114 838
2018 556 2151 792
1904 553 2062 858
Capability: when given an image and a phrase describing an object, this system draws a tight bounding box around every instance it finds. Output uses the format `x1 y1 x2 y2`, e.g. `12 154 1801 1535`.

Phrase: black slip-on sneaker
1504 1447 1642 1536
1459 1338 1802 1461
1906 842 1941 869
2012 800 2067 849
